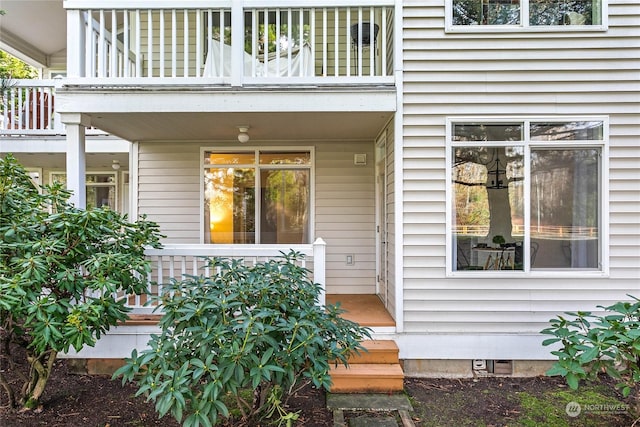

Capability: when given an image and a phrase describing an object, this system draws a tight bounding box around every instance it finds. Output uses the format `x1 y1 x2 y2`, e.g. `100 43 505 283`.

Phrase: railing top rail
1 79 58 88
144 243 315 257
64 0 394 9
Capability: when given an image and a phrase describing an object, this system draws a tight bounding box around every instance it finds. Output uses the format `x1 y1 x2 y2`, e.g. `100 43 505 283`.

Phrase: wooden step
329 363 404 393
348 340 399 364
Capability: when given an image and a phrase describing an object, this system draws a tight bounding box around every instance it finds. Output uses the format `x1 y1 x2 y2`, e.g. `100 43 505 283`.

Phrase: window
449 119 605 273
50 172 118 210
203 150 312 244
450 0 604 28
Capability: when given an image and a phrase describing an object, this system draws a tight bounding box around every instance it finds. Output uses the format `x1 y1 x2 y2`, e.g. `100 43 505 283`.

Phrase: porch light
237 126 250 143
111 160 121 170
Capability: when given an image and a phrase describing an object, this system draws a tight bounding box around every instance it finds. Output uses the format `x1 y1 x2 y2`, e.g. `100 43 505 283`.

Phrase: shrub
541 297 640 403
0 154 163 410
114 253 371 427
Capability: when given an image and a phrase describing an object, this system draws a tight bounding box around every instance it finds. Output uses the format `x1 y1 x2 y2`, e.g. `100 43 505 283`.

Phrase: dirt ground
0 359 636 427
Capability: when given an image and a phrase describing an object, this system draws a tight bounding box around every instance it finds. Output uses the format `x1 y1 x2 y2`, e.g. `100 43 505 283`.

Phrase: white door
375 135 388 304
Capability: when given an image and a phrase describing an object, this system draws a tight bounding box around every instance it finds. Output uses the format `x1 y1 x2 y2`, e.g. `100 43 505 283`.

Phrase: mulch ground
1 359 637 426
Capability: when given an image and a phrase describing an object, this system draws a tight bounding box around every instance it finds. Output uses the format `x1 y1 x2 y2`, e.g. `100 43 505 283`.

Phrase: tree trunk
22 350 57 410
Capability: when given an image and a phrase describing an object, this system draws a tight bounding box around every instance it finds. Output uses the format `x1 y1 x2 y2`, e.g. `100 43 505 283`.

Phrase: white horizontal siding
400 1 640 340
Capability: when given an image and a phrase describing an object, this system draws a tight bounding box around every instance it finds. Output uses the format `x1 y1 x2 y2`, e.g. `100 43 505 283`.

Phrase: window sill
447 269 609 279
445 25 608 34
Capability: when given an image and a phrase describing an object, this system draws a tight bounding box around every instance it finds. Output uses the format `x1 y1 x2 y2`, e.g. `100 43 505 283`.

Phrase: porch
130 242 395 328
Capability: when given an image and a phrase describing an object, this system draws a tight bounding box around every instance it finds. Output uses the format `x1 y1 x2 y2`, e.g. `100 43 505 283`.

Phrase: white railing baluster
147 9 153 77
159 10 165 78
346 8 351 77
275 8 281 76
135 10 141 77
322 9 327 77
334 8 339 77
184 10 189 77
111 10 118 77
169 256 175 284
369 7 375 76
196 10 202 77
98 10 106 77
381 7 387 77
124 11 130 76
171 9 177 77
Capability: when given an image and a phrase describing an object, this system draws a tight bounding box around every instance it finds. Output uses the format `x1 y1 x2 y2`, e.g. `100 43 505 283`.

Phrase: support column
62 113 91 209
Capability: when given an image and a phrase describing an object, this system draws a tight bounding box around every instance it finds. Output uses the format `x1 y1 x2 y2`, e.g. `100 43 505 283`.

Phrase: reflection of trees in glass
530 121 603 141
204 168 255 244
453 0 520 25
530 149 599 230
453 0 598 26
529 0 595 25
261 169 309 243
453 146 524 240
453 123 522 141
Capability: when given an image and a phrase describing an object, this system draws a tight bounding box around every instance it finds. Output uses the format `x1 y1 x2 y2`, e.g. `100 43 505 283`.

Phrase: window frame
445 116 609 278
200 146 315 245
445 0 608 32
49 171 119 211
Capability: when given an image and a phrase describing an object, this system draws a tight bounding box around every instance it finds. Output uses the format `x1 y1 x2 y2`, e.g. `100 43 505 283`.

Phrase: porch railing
65 0 395 85
0 80 60 134
129 237 327 313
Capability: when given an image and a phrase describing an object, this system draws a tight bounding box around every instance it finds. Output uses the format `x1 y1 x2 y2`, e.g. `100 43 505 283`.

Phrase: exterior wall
399 0 640 360
136 139 377 294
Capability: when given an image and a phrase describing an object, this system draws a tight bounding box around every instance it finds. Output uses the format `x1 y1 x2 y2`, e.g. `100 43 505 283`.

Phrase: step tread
348 340 399 364
360 340 399 351
330 363 404 378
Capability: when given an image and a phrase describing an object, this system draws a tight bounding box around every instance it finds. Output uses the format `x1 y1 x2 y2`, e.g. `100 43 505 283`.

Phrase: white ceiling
89 111 393 143
0 1 66 66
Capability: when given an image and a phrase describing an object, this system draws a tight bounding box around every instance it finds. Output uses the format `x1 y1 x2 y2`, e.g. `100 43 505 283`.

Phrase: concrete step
348 340 399 364
329 363 404 393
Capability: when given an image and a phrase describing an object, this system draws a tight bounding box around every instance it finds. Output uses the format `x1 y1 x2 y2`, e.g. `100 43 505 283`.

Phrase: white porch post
313 237 327 306
62 113 91 208
66 9 86 78
230 0 244 87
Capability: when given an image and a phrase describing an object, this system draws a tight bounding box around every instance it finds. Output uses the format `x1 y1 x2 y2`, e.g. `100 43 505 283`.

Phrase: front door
375 134 388 305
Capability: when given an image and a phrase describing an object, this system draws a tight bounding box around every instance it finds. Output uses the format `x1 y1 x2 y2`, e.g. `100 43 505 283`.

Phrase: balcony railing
127 238 327 313
65 0 395 86
1 80 59 134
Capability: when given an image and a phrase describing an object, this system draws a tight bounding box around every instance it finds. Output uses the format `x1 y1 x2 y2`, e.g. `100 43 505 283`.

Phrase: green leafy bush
0 154 162 410
114 253 371 427
541 297 640 401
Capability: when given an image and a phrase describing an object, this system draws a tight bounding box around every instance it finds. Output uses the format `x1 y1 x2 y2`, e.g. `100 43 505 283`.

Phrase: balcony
1 80 60 135
64 0 395 87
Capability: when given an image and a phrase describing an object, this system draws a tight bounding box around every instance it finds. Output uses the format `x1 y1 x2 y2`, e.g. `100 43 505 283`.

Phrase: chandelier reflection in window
485 148 508 190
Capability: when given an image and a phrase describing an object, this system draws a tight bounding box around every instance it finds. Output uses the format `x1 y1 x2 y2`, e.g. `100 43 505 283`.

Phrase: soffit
0 1 66 65
88 111 393 142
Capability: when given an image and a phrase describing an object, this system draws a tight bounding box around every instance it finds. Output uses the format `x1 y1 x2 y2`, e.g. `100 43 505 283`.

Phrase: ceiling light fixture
237 126 250 143
111 160 121 170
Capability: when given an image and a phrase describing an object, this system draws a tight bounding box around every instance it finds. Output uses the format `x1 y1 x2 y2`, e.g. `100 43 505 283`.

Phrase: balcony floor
326 294 395 327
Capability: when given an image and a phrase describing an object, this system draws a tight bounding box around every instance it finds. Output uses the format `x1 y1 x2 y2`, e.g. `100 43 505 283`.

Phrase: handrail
131 238 327 312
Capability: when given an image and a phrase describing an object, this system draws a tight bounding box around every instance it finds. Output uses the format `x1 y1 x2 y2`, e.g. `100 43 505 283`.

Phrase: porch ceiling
87 111 393 142
0 1 66 67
